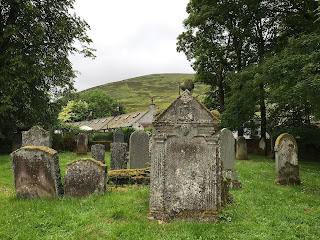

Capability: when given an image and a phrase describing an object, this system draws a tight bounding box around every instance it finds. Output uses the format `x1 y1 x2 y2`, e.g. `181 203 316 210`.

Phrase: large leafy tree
0 0 94 139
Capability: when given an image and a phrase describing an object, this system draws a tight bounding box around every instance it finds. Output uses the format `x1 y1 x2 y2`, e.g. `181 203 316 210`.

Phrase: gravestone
113 128 125 143
149 90 229 222
91 144 105 164
274 133 300 185
221 128 242 189
77 133 88 156
22 126 50 147
129 130 150 169
10 146 63 199
236 136 248 160
64 158 107 197
110 142 128 170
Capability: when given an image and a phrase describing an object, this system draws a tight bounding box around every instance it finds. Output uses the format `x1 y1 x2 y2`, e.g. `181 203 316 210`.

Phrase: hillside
82 73 208 112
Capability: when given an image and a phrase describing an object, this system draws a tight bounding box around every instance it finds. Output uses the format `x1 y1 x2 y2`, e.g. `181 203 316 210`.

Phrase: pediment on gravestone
154 90 220 126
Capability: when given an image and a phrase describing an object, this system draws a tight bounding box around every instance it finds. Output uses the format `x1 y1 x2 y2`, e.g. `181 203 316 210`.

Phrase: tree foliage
0 0 94 139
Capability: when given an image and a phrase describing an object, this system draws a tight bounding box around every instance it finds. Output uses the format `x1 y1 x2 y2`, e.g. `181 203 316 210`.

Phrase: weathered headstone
10 146 63 199
64 158 107 197
113 128 125 143
236 136 248 160
129 130 150 169
91 144 105 164
221 128 242 189
150 90 229 222
274 133 300 185
110 142 128 170
77 133 88 156
22 126 50 147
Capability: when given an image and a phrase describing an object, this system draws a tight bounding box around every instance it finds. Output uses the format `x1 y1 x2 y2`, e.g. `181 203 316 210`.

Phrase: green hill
82 73 208 112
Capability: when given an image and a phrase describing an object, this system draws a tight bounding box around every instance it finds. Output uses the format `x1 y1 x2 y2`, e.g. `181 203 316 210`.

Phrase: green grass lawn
0 153 319 240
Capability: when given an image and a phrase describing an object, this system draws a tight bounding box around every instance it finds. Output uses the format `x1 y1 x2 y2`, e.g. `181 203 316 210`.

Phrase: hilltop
82 73 208 112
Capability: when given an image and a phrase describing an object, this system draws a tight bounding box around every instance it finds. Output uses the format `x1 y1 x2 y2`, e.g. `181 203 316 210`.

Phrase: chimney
88 111 93 121
149 96 155 112
113 106 120 117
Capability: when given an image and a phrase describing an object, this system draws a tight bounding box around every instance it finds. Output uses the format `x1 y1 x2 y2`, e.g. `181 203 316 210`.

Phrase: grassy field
82 73 208 112
0 153 320 240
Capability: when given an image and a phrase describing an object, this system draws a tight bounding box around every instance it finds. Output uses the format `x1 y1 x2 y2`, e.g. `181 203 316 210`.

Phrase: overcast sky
70 0 194 92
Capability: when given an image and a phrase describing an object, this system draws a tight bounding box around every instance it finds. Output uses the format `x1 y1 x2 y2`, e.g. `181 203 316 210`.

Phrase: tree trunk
217 73 225 111
259 83 267 155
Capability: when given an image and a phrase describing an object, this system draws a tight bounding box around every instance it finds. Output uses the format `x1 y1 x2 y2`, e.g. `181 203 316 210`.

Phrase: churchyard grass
0 153 319 239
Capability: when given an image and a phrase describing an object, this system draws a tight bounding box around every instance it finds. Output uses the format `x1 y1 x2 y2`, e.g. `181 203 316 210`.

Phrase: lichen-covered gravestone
129 130 150 169
274 133 300 185
113 128 125 143
10 146 63 199
91 144 105 164
22 126 50 147
77 133 88 156
236 136 248 160
110 142 128 170
221 128 242 189
150 90 229 222
64 158 107 197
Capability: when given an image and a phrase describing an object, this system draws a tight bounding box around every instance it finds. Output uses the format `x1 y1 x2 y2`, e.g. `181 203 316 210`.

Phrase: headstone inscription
77 133 88 156
129 130 150 169
10 146 63 199
22 126 50 147
221 128 242 189
113 128 125 143
110 142 128 170
149 90 229 222
91 144 105 164
274 133 300 185
64 158 107 197
236 136 248 160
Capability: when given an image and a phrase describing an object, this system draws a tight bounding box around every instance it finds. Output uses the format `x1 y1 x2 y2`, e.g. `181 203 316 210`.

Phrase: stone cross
113 128 125 143
110 142 128 170
64 158 107 197
129 130 150 169
10 146 63 199
274 133 300 185
236 136 248 160
22 126 50 147
221 128 242 188
77 133 88 156
91 144 105 164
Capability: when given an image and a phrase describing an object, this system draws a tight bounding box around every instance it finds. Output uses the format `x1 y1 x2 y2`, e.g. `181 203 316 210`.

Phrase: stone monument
236 136 248 160
110 142 128 170
274 133 300 185
129 130 150 169
91 144 105 164
221 128 242 188
113 128 125 143
77 133 88 156
10 146 63 199
149 90 229 222
22 126 50 147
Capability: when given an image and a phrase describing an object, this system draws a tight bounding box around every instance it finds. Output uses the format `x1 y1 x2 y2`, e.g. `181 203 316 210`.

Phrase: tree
58 100 89 122
0 0 94 139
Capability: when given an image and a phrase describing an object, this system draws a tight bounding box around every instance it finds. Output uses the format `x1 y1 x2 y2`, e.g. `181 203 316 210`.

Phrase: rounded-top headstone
180 78 194 91
129 130 150 169
236 136 248 160
114 128 125 143
221 128 235 170
22 126 50 147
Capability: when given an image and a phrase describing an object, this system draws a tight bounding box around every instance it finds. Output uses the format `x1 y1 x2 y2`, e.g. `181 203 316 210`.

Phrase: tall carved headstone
221 128 242 188
91 144 105 164
110 143 128 170
113 128 125 143
77 133 88 156
236 136 248 160
129 130 150 169
64 158 107 197
22 126 50 147
150 90 228 222
10 146 63 199
274 133 300 185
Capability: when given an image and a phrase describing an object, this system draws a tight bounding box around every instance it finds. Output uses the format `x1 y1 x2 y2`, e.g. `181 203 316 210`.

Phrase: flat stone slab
108 167 150 185
64 158 107 197
10 146 63 199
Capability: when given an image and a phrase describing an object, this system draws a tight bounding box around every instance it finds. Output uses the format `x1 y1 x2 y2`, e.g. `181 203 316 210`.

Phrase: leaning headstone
77 133 88 156
221 128 242 189
236 136 248 160
129 130 150 169
64 158 107 197
91 144 105 164
110 142 128 170
113 128 125 143
274 133 300 185
22 126 50 147
149 90 229 222
10 146 63 199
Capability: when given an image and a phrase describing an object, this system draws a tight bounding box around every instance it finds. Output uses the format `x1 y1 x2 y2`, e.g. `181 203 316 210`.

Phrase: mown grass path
0 153 319 239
